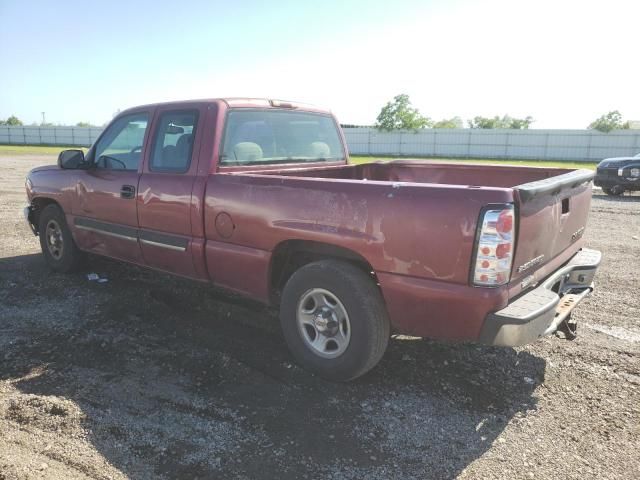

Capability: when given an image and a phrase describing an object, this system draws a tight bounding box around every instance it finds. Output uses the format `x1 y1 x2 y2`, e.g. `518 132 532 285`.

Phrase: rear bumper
477 248 601 346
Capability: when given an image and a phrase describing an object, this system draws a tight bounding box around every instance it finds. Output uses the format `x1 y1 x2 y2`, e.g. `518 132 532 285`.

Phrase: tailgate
510 169 594 284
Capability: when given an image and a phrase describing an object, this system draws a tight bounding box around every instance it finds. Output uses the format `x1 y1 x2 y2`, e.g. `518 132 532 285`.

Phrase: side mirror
58 149 85 169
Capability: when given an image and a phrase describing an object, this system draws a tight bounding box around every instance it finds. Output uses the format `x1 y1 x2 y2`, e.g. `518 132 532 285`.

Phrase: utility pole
41 112 46 125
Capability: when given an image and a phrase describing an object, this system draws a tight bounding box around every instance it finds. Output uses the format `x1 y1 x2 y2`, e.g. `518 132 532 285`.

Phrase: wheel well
269 240 378 303
30 197 61 233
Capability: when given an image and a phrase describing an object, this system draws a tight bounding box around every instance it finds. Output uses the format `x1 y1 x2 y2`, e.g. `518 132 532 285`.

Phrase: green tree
0 115 23 126
507 116 534 129
375 94 432 131
588 111 630 133
433 117 463 129
76 121 93 127
468 116 501 129
468 115 533 129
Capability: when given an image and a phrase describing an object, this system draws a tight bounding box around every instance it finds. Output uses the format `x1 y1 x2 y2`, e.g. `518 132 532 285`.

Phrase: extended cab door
72 110 151 263
136 105 207 279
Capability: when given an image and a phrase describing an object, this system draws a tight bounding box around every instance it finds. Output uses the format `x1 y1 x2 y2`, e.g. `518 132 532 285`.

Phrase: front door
72 111 151 263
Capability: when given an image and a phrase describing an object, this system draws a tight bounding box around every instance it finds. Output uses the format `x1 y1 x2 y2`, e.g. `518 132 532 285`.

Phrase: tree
0 115 23 126
588 111 630 133
468 115 533 129
76 121 93 127
468 116 499 129
433 117 463 129
508 116 534 129
375 94 432 131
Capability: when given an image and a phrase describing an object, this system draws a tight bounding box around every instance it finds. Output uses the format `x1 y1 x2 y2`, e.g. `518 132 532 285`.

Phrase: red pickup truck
24 98 601 381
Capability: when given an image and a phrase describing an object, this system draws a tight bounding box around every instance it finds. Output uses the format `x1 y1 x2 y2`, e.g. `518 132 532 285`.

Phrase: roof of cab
119 98 332 115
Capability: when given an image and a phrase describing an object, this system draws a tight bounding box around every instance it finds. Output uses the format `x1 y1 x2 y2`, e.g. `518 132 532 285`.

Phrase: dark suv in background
595 153 640 196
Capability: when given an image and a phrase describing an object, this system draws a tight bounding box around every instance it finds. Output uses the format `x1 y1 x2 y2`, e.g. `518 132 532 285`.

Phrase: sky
1 0 639 128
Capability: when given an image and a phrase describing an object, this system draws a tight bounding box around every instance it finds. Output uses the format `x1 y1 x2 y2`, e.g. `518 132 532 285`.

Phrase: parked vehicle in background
24 98 601 381
595 153 640 195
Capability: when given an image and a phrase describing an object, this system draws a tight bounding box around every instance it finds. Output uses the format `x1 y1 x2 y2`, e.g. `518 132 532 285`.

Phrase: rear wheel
603 185 625 196
279 260 390 382
38 204 83 272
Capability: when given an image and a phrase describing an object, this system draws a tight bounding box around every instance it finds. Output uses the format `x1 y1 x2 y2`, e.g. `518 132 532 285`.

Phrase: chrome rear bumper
478 248 601 346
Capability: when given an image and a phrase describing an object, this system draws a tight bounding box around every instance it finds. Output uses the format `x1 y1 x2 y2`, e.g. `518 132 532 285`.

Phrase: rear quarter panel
203 173 514 301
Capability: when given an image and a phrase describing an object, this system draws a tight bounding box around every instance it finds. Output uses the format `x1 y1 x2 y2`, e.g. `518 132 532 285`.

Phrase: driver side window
94 113 149 170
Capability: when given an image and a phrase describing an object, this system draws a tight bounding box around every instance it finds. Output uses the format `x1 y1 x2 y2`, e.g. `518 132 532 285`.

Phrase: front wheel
279 260 390 382
603 185 625 196
38 204 83 272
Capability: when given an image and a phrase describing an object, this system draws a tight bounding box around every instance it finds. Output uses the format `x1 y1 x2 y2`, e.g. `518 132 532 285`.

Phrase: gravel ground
1 155 638 480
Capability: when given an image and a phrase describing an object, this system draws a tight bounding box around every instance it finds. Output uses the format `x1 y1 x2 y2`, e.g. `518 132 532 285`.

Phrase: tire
603 185 625 196
279 259 390 382
38 204 83 273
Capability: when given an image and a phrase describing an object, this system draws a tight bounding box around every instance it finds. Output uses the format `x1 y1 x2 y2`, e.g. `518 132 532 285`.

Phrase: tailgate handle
561 198 570 214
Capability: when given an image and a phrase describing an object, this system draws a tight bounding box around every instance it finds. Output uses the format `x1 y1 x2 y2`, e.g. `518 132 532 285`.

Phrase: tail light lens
473 205 515 286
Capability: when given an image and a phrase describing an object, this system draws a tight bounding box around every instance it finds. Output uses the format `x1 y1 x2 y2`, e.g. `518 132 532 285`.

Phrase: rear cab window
220 110 345 166
150 111 198 173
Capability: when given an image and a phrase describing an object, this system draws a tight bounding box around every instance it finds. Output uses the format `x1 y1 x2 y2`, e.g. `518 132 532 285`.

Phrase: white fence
343 128 640 161
2 125 640 161
0 126 103 147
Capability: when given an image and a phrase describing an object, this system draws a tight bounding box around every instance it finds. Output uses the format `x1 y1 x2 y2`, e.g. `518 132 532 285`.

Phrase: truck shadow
1 254 545 479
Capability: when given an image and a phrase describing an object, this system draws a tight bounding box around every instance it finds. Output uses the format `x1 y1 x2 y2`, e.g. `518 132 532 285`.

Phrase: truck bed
249 160 574 188
220 159 594 294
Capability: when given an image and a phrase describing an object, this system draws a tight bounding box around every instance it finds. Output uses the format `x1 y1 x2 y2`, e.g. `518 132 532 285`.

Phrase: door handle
120 185 136 199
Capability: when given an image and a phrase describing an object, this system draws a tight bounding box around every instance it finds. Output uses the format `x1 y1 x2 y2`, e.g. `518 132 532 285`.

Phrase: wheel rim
296 288 351 358
45 219 64 260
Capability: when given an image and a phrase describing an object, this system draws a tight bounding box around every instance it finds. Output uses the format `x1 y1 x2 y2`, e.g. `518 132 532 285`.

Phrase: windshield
220 109 345 166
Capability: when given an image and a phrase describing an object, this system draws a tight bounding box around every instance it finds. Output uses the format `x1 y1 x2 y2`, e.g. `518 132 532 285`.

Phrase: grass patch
349 155 598 170
0 144 86 156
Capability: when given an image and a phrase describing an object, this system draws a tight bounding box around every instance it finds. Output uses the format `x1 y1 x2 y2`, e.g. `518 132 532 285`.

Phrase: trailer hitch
556 314 578 340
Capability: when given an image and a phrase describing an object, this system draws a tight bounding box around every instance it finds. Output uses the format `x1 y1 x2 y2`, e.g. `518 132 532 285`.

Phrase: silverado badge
517 254 545 273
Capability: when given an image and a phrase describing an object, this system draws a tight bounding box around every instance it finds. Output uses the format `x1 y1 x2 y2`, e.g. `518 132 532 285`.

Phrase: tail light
473 205 515 286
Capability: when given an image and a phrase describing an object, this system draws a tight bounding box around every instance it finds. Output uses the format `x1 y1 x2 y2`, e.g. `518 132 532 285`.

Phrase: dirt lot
1 155 639 480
